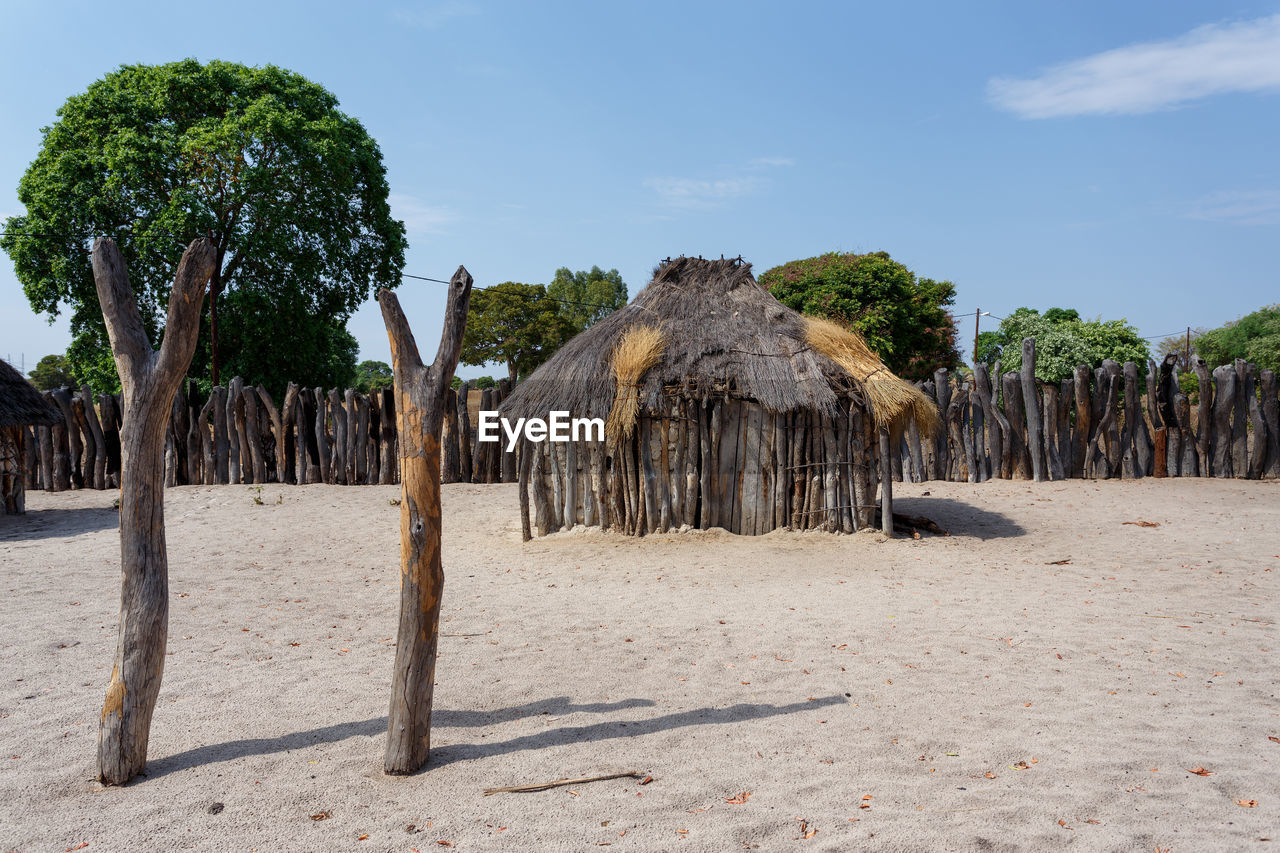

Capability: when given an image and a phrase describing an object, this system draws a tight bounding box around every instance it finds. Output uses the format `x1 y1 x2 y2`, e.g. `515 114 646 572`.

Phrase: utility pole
1185 326 1191 368
973 309 991 368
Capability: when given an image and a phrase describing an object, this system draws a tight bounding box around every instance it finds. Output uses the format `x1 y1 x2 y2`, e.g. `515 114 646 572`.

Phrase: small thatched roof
502 256 935 431
0 359 62 429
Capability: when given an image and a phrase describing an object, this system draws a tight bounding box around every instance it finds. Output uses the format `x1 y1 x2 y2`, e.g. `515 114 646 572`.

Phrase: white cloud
644 176 763 210
646 157 791 210
988 14 1280 118
1187 189 1280 225
389 193 457 234
390 2 479 30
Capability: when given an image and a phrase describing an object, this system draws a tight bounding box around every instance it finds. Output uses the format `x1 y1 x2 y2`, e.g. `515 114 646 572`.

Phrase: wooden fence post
93 236 214 785
1020 338 1045 481
379 265 472 775
1193 357 1213 476
1262 370 1279 479
1211 365 1234 477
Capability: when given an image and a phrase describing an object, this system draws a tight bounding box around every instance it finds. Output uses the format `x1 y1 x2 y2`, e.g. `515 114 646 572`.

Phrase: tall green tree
354 359 394 393
758 251 961 380
1193 304 1280 373
1 59 406 395
991 307 1150 382
26 354 77 391
459 282 577 382
547 265 628 328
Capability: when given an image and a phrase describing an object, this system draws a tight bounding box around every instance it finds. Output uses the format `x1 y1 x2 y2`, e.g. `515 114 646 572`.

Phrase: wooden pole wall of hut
878 426 893 536
378 265 471 776
93 236 213 785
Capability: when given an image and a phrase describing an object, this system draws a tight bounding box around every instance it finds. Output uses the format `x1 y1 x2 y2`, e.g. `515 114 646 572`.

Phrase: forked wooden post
379 266 472 775
93 237 215 785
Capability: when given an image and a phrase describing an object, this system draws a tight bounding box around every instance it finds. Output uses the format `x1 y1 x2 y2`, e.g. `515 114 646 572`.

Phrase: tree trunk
93 237 214 785
379 266 472 775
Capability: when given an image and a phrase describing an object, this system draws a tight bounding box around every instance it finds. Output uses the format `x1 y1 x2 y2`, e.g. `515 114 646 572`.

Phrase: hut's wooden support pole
93 237 213 785
878 425 893 535
378 266 472 776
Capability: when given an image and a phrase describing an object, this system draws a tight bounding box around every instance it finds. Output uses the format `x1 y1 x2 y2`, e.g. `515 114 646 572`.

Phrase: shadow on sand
142 694 845 780
0 506 118 542
895 496 1025 540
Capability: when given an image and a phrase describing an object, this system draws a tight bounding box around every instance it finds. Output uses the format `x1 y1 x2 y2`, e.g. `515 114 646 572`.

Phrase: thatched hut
0 359 61 514
501 256 937 537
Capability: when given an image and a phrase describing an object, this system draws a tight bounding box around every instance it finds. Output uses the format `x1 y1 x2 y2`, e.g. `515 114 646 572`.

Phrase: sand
1 477 1277 852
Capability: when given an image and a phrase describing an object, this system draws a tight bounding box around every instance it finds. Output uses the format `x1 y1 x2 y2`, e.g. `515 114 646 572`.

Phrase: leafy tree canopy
1193 304 1280 374
459 282 578 382
984 307 1150 382
758 251 961 380
27 354 77 390
547 266 628 329
354 359 393 393
1 58 406 395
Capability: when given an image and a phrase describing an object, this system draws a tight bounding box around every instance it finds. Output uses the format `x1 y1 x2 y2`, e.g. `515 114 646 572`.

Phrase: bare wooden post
878 426 893 536
1211 366 1235 477
79 386 107 489
974 364 1005 480
932 369 950 479
198 396 215 485
1232 360 1249 478
257 386 286 484
313 389 331 483
1193 357 1213 477
92 237 214 785
99 393 121 487
379 266 472 775
242 387 267 484
455 382 472 483
1262 370 1280 479
441 387 460 484
227 377 245 484
1019 338 1044 481
379 387 397 485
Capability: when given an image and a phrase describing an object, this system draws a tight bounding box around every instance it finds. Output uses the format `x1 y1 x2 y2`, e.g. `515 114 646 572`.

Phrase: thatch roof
502 256 935 431
0 359 62 429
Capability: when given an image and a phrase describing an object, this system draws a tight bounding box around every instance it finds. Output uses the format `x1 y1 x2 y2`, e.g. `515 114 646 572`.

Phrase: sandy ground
1 477 1277 852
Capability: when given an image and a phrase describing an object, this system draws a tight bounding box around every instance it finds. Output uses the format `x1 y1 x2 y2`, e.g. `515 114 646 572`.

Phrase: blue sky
2 1 1278 379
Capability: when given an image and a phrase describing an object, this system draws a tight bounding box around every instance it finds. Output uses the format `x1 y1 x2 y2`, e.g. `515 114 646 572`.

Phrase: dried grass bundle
605 325 667 442
803 316 940 437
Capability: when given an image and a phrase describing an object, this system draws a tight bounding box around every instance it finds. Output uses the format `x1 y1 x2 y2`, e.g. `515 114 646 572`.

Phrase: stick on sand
483 770 646 795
